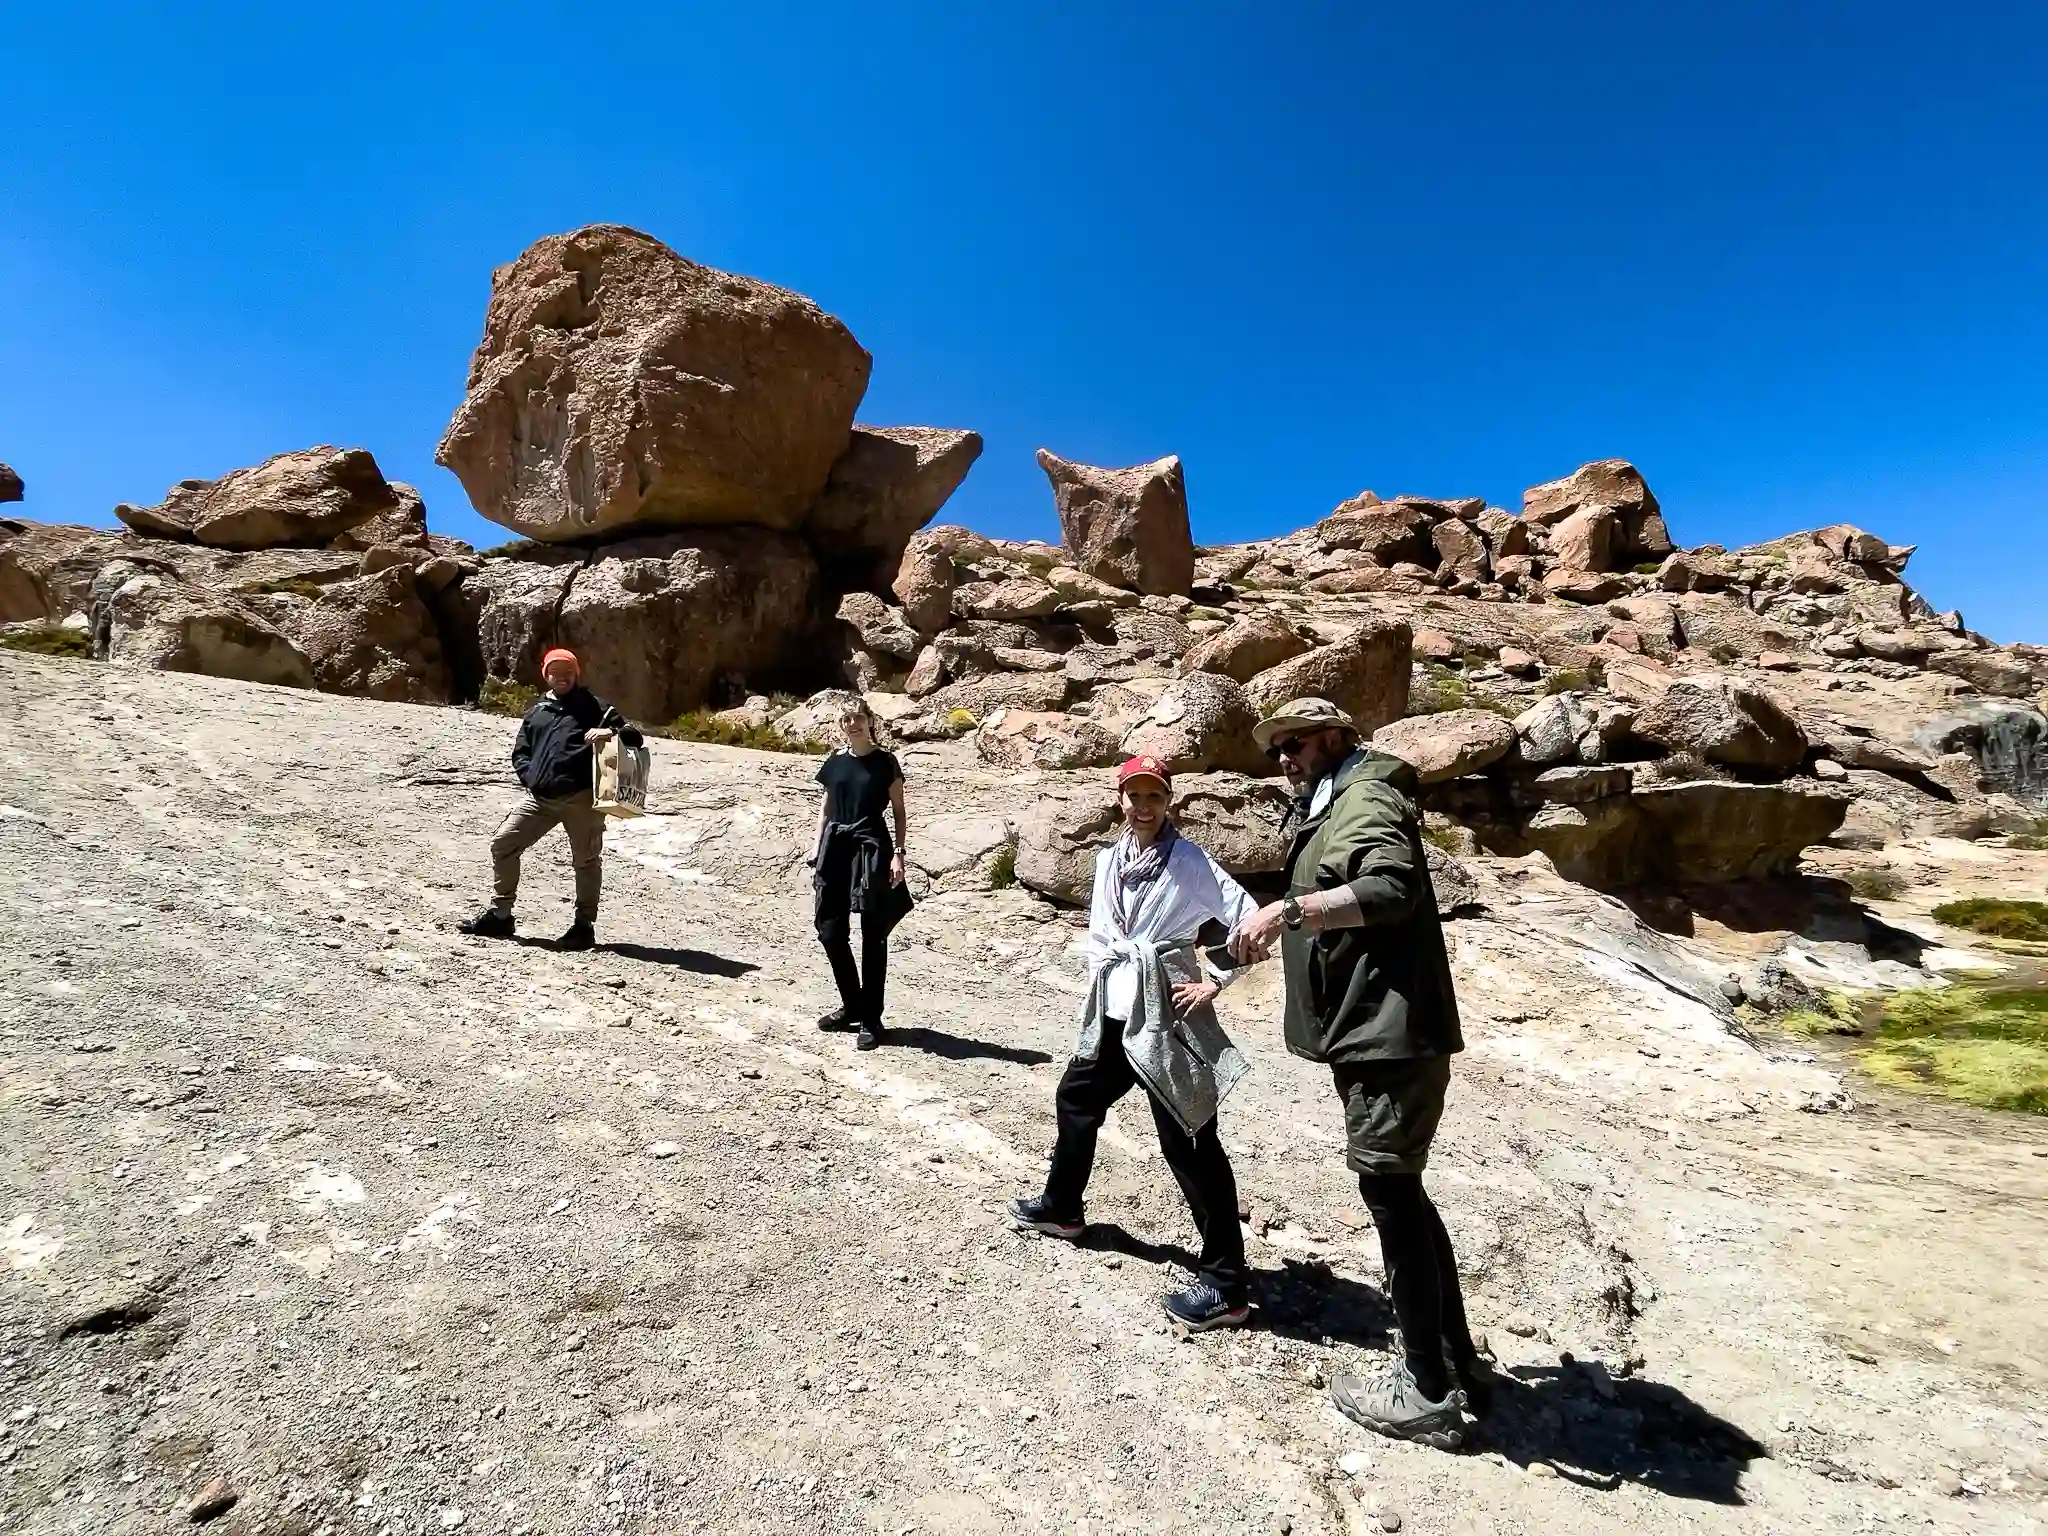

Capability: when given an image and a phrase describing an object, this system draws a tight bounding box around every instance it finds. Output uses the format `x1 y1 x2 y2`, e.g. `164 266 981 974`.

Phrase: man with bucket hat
1230 697 1486 1449
1005 753 1264 1332
458 647 643 952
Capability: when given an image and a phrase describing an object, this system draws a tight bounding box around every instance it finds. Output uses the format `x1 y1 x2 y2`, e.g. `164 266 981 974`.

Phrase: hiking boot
1329 1359 1467 1450
1162 1282 1250 1333
817 1005 855 1032
556 921 595 952
458 908 515 939
855 1020 885 1051
1003 1195 1083 1241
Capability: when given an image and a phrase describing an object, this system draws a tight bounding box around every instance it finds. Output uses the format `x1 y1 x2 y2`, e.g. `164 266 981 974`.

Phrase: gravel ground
2 651 2045 1536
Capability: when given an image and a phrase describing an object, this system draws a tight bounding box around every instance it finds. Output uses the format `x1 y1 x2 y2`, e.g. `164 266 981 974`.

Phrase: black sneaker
557 921 595 952
855 1020 885 1051
817 1006 855 1032
1162 1282 1250 1333
1003 1196 1084 1240
458 908 515 939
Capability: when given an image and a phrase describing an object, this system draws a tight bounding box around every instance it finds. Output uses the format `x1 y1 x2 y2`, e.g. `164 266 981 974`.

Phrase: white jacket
1084 834 1260 1022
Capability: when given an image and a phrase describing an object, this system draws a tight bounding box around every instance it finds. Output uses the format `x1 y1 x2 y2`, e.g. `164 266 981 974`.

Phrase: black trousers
815 859 889 1025
1042 1028 1250 1303
1356 1170 1477 1400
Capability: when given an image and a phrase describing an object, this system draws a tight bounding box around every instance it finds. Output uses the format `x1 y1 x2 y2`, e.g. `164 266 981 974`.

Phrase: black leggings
816 893 889 1025
1356 1171 1476 1400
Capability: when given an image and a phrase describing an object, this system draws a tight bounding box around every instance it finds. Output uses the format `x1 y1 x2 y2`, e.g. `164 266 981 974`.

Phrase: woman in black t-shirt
809 697 912 1051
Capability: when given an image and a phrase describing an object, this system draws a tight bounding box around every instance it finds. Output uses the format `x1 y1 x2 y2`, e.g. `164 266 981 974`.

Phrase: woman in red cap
1006 753 1263 1332
458 647 642 951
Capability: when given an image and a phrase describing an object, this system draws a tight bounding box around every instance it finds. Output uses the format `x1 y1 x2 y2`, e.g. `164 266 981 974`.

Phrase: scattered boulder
836 591 921 663
1180 610 1314 683
1631 781 1851 883
1656 550 1732 593
1630 673 1807 769
1372 709 1517 784
1118 671 1270 777
1315 510 1430 567
1243 618 1413 738
1431 520 1489 584
89 561 314 689
436 224 871 543
1522 459 1667 560
952 577 1061 623
1426 844 1483 916
1036 449 1194 597
1548 505 1618 573
116 447 400 550
1513 693 1590 767
1046 565 1138 608
918 671 1072 726
976 709 1121 772
892 533 958 636
1541 569 1629 604
805 426 983 590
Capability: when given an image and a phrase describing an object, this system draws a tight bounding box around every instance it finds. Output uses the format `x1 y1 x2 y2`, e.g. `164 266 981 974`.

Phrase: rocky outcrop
1630 673 1806 769
283 566 454 705
327 483 432 553
462 532 816 722
1914 703 2048 807
0 519 129 623
115 447 400 550
1372 709 1517 784
1243 618 1413 737
437 225 872 544
1117 672 1270 777
1522 459 1670 564
0 464 21 503
88 561 314 689
1036 450 1194 597
805 427 982 592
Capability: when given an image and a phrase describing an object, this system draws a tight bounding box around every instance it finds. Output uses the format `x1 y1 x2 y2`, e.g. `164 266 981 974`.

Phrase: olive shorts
1329 1055 1453 1175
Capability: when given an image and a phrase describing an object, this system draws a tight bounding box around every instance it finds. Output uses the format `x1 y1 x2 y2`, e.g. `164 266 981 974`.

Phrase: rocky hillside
4 222 2045 912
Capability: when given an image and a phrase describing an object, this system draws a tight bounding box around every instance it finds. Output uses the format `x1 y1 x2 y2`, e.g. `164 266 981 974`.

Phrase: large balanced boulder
1244 617 1413 737
1036 449 1194 597
0 464 21 502
1118 671 1270 777
804 426 982 591
1630 673 1806 769
1631 781 1850 883
1522 459 1670 564
437 225 872 544
88 561 314 689
1372 709 1517 784
115 447 400 550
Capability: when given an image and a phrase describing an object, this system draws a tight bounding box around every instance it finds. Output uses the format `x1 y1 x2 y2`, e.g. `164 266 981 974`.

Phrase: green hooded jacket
1280 748 1464 1065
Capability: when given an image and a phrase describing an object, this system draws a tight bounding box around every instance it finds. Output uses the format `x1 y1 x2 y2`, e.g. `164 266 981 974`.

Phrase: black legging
1356 1170 1477 1400
815 848 889 1025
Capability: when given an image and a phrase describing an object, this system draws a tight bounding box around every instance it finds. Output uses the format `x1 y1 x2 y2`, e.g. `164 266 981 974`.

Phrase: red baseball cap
1117 754 1172 792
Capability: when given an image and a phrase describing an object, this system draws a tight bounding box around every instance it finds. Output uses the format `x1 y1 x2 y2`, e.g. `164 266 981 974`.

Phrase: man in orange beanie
458 648 642 951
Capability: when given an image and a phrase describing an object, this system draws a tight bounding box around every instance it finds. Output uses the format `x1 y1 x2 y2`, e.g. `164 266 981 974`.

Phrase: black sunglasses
1263 735 1308 762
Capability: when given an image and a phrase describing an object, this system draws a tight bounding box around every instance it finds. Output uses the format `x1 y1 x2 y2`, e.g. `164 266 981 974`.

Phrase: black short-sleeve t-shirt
816 748 901 827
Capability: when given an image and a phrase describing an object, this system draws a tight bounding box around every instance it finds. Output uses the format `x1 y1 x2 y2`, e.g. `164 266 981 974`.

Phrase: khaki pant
491 792 606 924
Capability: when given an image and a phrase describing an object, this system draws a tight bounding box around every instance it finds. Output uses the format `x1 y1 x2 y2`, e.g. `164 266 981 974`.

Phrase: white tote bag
592 736 651 818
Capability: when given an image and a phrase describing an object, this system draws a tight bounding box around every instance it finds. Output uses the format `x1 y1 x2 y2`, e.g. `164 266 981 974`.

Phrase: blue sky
3 3 2045 638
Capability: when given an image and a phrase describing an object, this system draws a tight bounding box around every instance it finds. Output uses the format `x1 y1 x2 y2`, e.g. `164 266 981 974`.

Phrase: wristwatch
1282 895 1305 931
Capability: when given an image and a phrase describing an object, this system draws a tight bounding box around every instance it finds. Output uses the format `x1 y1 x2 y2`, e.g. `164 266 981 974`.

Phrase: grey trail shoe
1329 1358 1467 1451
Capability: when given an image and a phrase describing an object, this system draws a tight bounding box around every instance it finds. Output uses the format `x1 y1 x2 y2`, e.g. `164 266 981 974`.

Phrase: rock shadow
1473 1362 1765 1505
884 1026 1053 1067
597 942 759 978
1252 1257 1393 1350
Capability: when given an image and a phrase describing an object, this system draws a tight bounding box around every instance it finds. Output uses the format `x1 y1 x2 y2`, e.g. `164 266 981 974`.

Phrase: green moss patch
477 677 539 718
663 710 824 754
0 626 94 658
1932 899 2048 943
1860 985 2048 1115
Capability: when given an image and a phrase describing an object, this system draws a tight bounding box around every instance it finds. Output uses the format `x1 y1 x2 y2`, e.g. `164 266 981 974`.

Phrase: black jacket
1279 749 1463 1065
512 687 642 800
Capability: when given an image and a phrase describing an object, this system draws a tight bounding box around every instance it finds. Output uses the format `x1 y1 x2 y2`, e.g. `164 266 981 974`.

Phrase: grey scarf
1108 822 1180 930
